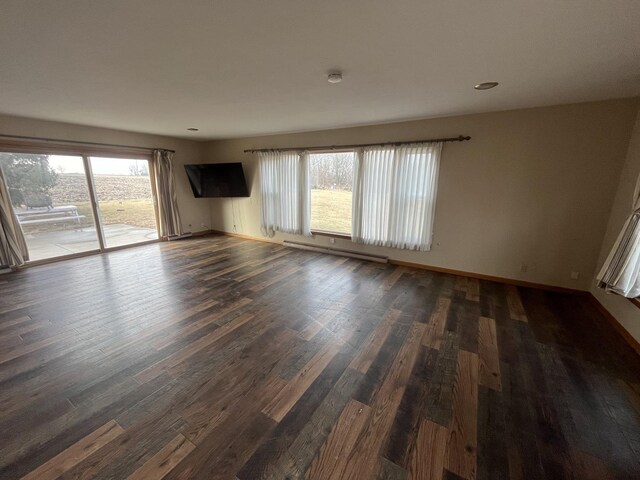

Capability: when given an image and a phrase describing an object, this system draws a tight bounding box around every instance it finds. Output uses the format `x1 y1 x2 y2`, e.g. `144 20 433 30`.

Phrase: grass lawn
75 199 157 230
311 189 352 234
25 190 347 234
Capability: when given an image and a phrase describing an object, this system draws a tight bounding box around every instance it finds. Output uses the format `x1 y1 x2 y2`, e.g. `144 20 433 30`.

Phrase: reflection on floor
24 224 158 260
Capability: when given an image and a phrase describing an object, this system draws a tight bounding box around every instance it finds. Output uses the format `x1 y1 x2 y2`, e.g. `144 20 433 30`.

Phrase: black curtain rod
0 133 175 153
243 135 470 153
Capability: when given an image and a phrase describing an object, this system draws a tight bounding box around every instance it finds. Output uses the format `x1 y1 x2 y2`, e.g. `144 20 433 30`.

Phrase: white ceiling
0 1 639 140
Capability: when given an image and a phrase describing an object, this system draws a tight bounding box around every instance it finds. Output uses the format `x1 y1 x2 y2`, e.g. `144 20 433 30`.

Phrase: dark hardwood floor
0 235 639 480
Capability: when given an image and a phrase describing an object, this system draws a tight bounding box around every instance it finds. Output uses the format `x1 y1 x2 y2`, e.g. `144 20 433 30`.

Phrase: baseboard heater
283 241 388 263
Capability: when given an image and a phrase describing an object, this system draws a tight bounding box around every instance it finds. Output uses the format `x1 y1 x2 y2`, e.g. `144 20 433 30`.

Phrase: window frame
309 148 355 239
312 229 352 240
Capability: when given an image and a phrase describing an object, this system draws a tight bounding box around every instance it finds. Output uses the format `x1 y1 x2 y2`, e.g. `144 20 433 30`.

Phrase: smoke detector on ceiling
474 82 499 90
328 73 343 84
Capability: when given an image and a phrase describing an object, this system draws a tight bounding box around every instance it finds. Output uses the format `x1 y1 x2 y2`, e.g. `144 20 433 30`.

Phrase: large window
259 143 441 250
0 150 159 262
310 152 354 235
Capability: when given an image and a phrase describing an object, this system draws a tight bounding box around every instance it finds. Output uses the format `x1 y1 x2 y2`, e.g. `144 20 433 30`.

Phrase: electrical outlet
329 238 336 244
520 263 528 273
570 271 580 280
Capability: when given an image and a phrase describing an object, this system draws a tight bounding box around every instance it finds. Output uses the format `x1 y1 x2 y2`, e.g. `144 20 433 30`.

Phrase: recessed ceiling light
328 73 343 84
474 82 499 90
187 127 199 131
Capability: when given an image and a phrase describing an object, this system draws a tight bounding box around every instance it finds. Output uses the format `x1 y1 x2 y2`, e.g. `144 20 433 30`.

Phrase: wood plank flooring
0 235 639 479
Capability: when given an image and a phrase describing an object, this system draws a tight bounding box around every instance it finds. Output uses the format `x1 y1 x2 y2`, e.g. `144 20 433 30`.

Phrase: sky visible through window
48 155 147 175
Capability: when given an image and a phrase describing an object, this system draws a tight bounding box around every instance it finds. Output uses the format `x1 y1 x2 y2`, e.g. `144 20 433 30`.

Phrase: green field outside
84 190 349 233
19 174 158 233
311 189 352 234
75 199 157 230
24 186 349 234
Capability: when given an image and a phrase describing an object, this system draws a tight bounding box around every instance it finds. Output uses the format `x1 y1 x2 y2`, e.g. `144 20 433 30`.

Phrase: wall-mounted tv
184 163 249 198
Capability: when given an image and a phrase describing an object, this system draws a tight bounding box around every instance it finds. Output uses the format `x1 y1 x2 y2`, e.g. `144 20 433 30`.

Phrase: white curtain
0 163 29 267
597 173 640 297
259 151 311 237
153 150 183 238
352 142 442 251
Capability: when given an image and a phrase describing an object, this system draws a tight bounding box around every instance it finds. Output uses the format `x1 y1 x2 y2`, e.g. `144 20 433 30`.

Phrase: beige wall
0 114 211 234
205 99 640 290
591 109 640 343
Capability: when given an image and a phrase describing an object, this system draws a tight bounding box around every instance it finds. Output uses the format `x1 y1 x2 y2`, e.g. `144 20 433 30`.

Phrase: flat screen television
184 163 249 198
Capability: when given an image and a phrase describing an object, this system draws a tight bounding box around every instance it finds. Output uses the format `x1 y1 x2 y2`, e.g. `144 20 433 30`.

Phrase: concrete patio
24 224 158 261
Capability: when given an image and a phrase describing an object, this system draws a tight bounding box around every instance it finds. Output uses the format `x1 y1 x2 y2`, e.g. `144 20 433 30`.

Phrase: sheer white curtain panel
352 142 442 251
259 151 311 237
597 173 640 297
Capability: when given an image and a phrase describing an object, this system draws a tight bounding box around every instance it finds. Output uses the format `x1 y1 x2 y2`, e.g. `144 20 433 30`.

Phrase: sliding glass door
0 153 100 261
0 150 159 262
89 157 159 248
